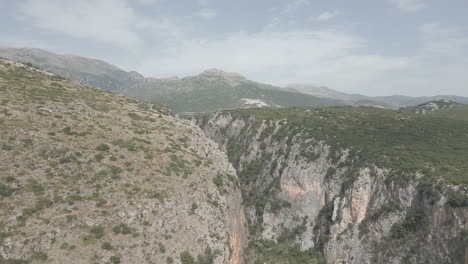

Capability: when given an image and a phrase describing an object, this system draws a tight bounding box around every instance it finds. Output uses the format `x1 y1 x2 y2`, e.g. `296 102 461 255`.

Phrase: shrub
112 223 132 235
248 240 325 264
166 257 174 264
65 194 83 205
390 212 426 239
325 167 337 179
110 256 121 264
60 242 69 249
180 251 195 264
95 154 105 162
212 174 223 187
82 235 97 245
358 221 370 237
102 242 113 250
0 184 15 197
447 191 468 208
90 226 105 239
189 203 198 215
159 243 166 253
147 191 167 202
1 144 12 151
34 198 53 210
24 179 44 194
32 252 48 262
5 176 15 183
96 144 110 152
197 247 214 264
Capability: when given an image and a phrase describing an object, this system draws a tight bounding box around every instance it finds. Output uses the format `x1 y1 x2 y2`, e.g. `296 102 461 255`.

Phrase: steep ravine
193 111 468 264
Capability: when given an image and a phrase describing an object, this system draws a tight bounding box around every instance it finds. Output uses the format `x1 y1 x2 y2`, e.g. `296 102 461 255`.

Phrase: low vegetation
0 59 231 263
228 106 468 187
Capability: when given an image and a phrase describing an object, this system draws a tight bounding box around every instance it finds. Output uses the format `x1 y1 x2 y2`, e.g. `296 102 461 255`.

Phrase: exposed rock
195 110 468 264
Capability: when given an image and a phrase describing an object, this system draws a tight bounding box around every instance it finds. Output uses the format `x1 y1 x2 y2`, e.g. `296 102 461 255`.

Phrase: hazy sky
1 0 468 96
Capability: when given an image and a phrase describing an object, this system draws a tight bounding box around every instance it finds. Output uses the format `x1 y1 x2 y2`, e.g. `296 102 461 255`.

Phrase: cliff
194 107 468 264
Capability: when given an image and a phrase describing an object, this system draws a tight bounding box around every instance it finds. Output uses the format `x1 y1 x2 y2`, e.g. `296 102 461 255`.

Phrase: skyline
1 0 468 96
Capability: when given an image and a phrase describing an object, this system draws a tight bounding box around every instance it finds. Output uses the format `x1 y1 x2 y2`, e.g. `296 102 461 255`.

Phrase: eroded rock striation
195 109 468 264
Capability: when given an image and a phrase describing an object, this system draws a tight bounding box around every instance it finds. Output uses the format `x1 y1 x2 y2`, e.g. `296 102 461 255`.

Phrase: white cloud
316 10 341 21
18 0 143 49
420 23 458 38
198 0 209 6
136 29 416 95
419 23 468 54
283 0 310 13
391 0 425 12
17 0 181 49
193 8 218 19
134 0 162 5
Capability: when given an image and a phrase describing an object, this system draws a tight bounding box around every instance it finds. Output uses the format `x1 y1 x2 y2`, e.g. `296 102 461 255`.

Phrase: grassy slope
130 81 345 113
0 59 231 263
228 105 468 187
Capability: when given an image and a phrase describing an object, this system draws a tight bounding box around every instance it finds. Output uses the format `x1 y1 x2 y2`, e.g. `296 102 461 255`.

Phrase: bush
32 252 48 262
90 226 105 239
102 242 113 250
159 243 166 253
1 144 12 151
0 184 15 197
190 203 198 215
34 198 53 210
180 251 195 264
96 144 110 152
390 212 426 239
113 223 132 235
24 179 44 194
95 154 105 162
248 240 325 264
166 257 174 264
65 194 83 205
82 235 97 245
197 247 214 264
212 174 223 187
447 191 468 208
358 221 370 237
110 256 121 264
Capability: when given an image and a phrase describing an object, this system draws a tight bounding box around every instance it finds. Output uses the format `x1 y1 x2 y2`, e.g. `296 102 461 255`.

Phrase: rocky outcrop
195 111 468 264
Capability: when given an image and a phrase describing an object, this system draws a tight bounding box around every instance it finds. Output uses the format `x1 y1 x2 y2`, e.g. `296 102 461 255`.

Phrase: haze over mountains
0 47 343 113
1 47 467 113
287 84 468 109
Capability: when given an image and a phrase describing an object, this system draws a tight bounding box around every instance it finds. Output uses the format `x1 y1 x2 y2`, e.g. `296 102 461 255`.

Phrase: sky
1 0 468 96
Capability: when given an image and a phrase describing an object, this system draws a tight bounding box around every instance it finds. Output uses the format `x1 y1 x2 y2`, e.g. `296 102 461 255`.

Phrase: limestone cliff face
195 112 468 264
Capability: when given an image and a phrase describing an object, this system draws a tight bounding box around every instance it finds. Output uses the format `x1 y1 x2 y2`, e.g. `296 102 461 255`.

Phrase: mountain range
287 84 468 109
2 47 467 113
1 54 467 264
0 47 344 113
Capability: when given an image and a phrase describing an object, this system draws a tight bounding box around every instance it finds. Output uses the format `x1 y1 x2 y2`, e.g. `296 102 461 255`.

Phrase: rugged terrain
0 59 247 264
194 104 468 263
4 47 468 114
0 48 343 113
1 55 467 264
